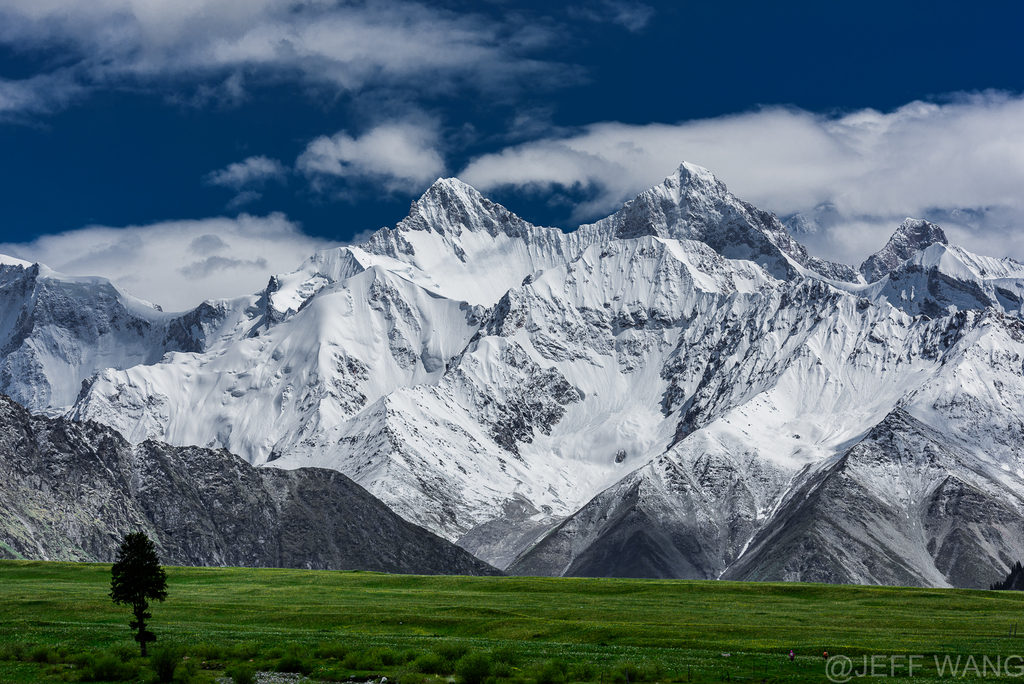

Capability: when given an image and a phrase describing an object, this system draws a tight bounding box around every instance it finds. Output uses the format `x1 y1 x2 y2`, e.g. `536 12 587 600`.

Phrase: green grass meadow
3 560 1024 683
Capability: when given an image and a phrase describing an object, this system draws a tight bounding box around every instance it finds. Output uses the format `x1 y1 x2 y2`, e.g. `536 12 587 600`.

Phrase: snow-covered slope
0 259 262 412
864 243 1024 317
722 405 1024 588
73 266 484 463
9 161 1024 588
509 309 1024 587
262 178 595 321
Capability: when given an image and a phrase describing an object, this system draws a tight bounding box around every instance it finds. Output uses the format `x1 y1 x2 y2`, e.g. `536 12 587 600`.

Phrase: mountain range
2 161 1023 587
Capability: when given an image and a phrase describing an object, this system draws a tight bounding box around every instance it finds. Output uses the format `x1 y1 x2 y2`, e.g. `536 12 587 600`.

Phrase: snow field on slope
77 266 481 464
903 315 1024 491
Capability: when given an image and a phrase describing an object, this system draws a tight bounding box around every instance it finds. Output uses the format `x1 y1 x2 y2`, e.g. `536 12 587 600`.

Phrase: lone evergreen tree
109 532 168 656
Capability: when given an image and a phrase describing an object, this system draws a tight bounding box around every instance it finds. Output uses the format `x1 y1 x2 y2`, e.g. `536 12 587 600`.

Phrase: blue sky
1 0 1023 310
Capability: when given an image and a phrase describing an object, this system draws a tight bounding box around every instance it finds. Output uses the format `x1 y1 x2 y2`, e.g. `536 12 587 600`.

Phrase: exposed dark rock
859 218 948 283
506 453 765 580
0 394 500 575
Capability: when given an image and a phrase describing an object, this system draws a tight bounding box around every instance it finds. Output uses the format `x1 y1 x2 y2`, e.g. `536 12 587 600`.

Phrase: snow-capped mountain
0 256 264 412
4 161 1024 588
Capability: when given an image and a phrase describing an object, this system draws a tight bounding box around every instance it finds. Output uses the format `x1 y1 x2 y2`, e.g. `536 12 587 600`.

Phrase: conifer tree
109 532 168 656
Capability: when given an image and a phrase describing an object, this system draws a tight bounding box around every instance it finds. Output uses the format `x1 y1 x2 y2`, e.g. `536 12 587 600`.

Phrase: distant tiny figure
789 650 795 662
823 651 829 660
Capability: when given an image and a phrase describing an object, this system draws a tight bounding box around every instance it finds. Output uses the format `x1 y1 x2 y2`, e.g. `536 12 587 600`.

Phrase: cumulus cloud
460 91 1024 264
0 0 576 117
297 121 446 195
0 213 347 311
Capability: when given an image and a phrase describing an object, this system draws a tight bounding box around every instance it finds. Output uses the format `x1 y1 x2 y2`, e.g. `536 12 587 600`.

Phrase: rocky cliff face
0 394 499 575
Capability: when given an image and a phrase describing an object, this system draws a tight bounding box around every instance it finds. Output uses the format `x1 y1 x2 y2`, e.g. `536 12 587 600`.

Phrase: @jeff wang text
825 655 1024 682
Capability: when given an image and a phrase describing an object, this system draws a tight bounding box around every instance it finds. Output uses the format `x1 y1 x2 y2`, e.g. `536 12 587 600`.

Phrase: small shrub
79 653 140 682
492 661 515 678
414 653 447 674
609 661 661 682
610 662 641 684
570 662 596 682
30 645 58 664
150 643 183 683
349 646 406 671
227 643 258 660
191 642 226 661
43 663 72 680
399 672 429 684
110 643 137 663
490 645 521 667
640 662 663 681
69 652 93 668
535 660 568 684
317 642 352 660
277 654 313 675
436 644 470 663
173 657 199 683
0 643 25 661
456 652 492 684
225 664 256 684
342 651 362 670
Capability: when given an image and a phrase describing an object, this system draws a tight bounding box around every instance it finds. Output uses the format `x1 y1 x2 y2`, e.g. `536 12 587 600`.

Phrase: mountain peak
672 161 727 195
860 218 948 283
580 161 858 282
397 176 535 240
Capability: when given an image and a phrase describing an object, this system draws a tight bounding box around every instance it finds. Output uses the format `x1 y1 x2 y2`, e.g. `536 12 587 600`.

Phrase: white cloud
297 121 445 194
459 92 1024 264
0 213 345 311
204 155 287 208
225 190 263 209
0 0 575 116
0 70 85 121
205 155 287 190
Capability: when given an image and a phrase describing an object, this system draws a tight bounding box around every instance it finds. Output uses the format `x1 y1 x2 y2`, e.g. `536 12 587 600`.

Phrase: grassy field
2 560 1024 683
